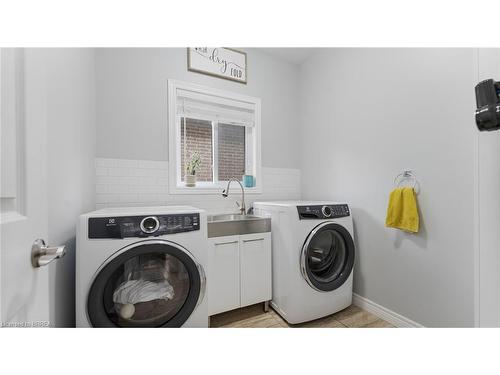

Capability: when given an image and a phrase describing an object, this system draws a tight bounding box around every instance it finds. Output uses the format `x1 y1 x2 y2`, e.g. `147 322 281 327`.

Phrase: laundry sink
208 214 263 222
207 213 271 237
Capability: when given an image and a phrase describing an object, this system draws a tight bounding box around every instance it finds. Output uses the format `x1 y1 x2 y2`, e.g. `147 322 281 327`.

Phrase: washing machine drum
87 240 204 327
301 222 355 292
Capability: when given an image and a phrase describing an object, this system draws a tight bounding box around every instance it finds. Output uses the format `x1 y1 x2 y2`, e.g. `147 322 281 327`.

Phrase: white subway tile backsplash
156 193 170 201
158 177 169 186
127 185 143 193
106 194 123 203
95 194 111 204
96 176 116 185
95 167 108 176
114 159 138 168
95 184 107 194
108 167 129 176
136 176 157 185
137 193 158 203
128 184 162 194
95 158 115 168
118 194 139 203
137 160 168 169
129 168 160 177
107 184 130 194
94 158 301 211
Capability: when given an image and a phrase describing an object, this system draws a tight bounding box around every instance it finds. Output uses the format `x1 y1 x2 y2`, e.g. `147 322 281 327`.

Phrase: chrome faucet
222 177 246 215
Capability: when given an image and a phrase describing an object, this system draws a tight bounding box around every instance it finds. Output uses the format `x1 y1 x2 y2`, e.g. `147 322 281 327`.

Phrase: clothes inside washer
113 278 175 305
107 252 191 324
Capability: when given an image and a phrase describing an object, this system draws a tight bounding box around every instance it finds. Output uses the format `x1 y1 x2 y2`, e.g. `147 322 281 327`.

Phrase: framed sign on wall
187 48 247 84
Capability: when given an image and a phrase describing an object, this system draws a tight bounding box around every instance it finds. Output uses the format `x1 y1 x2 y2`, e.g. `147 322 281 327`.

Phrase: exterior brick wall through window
218 123 246 181
180 118 246 182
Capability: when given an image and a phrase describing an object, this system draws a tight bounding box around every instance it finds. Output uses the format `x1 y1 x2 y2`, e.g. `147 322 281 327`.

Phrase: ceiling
257 48 320 65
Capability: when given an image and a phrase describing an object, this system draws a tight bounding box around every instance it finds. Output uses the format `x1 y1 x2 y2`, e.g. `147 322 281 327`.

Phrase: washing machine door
300 222 355 292
87 240 205 327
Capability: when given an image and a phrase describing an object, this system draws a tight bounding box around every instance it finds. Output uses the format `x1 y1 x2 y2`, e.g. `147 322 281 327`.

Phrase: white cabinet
240 233 272 307
208 236 240 316
208 232 271 316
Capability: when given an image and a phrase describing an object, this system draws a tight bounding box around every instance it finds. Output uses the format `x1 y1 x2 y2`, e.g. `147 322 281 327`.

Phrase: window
168 80 261 193
180 118 213 182
217 123 246 181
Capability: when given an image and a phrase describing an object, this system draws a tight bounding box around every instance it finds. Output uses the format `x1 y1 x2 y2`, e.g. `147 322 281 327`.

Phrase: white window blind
176 88 255 126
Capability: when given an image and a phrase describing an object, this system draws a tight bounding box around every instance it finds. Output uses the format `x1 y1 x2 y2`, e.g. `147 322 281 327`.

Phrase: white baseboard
353 293 424 328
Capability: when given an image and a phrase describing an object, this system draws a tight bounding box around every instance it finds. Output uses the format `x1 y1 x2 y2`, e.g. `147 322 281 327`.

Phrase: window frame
168 79 262 194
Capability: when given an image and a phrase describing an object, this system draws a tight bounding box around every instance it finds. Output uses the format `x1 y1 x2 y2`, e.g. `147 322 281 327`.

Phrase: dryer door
87 240 205 327
300 222 355 292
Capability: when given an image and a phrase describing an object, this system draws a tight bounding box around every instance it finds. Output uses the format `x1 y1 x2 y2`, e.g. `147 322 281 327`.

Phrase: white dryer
253 201 355 324
76 206 208 327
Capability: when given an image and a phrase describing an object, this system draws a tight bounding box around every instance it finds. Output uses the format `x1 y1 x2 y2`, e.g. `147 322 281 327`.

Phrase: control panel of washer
297 204 350 220
88 213 200 239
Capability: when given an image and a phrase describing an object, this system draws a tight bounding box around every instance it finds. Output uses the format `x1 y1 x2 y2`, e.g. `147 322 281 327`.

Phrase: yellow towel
385 187 419 233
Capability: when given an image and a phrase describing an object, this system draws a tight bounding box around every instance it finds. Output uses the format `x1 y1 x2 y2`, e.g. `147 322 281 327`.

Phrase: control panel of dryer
297 204 350 220
88 213 200 239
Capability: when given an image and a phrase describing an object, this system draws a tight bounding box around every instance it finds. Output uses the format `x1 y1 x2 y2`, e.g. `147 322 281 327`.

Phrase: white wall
93 48 302 211
299 49 477 327
95 48 300 169
477 49 500 327
45 49 96 327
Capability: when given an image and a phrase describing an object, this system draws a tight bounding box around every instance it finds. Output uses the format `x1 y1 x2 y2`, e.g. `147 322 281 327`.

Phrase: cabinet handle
215 240 239 246
242 238 264 243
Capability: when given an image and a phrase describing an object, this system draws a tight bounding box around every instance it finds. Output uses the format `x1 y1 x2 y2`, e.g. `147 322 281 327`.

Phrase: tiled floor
210 303 395 328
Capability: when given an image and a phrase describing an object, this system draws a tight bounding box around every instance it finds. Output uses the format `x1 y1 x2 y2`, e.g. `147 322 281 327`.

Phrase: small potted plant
185 151 201 187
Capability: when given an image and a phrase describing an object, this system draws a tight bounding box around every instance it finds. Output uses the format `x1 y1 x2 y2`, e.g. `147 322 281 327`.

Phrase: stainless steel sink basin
207 213 271 237
208 214 261 222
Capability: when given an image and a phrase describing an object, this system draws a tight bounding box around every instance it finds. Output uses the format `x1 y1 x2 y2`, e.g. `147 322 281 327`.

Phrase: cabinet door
208 236 240 316
240 233 272 308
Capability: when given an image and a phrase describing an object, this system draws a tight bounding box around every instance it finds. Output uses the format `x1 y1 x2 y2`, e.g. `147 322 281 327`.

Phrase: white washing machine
253 201 355 324
76 206 208 327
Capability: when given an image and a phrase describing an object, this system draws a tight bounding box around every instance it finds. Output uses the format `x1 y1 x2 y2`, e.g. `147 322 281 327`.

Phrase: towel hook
394 170 419 190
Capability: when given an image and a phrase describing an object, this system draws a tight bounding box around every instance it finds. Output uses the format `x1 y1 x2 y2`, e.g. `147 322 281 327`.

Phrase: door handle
31 239 66 268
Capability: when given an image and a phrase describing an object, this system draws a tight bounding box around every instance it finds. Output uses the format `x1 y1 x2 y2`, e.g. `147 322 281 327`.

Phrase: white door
1 48 61 327
477 48 500 327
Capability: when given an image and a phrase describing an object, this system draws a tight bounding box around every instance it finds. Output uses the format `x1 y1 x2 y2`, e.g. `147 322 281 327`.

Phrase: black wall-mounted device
475 79 500 131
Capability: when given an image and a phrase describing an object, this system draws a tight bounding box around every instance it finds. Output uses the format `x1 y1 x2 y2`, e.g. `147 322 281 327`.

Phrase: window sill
169 184 262 195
